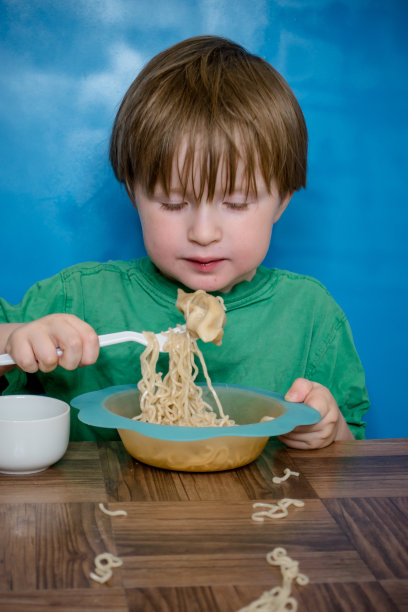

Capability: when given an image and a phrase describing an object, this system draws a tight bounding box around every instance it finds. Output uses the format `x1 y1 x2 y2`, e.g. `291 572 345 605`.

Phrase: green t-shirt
0 258 369 440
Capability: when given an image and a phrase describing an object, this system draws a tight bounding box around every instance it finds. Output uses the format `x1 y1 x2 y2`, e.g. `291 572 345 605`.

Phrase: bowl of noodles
72 289 320 472
72 383 320 472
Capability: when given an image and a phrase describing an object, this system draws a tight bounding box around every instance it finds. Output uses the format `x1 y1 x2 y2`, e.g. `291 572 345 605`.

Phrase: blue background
1 0 407 439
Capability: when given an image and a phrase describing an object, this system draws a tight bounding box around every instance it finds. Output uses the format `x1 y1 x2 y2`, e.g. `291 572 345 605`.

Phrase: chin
190 279 234 294
173 275 226 293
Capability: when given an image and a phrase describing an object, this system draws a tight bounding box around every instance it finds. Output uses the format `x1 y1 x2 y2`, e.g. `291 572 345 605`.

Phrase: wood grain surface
0 438 407 611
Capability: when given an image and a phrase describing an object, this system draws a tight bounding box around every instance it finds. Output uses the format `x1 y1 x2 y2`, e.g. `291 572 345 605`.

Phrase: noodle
237 547 309 612
134 290 235 427
98 503 127 517
90 552 123 584
251 498 305 522
134 289 276 428
272 468 299 484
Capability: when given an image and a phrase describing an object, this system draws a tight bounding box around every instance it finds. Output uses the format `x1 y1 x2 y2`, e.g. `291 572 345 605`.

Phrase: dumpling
176 289 226 345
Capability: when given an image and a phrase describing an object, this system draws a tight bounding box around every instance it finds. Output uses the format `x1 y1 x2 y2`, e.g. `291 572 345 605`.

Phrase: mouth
184 258 225 272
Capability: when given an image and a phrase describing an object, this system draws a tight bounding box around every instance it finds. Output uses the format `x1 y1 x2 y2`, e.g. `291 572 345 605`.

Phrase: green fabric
0 258 369 440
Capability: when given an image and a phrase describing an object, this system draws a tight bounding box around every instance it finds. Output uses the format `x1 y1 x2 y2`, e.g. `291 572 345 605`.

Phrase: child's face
134 154 291 293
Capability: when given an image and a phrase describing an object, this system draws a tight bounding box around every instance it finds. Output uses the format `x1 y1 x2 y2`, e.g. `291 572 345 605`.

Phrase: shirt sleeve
307 316 370 439
0 273 67 394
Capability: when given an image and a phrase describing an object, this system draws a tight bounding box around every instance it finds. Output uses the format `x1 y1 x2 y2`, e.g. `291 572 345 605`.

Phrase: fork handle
0 331 149 366
98 331 149 348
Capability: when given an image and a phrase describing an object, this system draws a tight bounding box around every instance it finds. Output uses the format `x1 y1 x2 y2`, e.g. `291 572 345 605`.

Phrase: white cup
0 395 70 474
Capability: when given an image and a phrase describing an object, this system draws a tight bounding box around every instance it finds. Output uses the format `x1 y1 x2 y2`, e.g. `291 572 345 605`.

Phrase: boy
0 36 369 448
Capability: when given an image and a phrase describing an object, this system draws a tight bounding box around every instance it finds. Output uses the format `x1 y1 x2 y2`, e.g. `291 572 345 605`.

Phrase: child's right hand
2 314 100 373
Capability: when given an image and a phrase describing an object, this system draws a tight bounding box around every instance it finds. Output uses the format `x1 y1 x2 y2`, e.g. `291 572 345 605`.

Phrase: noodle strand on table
272 468 299 484
237 547 309 612
90 552 123 584
251 498 305 522
98 503 127 517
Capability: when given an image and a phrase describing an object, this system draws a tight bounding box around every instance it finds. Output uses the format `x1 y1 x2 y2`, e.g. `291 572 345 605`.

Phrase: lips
184 258 225 272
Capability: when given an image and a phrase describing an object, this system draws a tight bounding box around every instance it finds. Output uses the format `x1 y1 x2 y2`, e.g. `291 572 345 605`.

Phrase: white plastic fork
0 325 186 367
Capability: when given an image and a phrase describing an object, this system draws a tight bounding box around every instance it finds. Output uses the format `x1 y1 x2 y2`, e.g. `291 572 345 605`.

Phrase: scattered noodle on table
90 552 123 584
272 468 299 484
252 498 305 521
237 547 309 611
98 502 127 516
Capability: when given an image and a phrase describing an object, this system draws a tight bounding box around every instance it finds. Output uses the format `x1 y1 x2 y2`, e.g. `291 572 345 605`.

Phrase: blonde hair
110 35 307 201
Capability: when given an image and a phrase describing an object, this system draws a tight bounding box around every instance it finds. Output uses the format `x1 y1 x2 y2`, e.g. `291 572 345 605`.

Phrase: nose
187 203 222 245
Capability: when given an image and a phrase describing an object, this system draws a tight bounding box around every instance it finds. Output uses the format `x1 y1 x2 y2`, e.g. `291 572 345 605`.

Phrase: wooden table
0 438 407 611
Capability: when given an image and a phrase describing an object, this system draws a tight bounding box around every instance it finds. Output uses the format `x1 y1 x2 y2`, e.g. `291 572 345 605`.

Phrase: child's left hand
278 378 354 449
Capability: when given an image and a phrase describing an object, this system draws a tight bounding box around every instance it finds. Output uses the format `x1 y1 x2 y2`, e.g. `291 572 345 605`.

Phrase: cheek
140 214 179 254
235 215 274 253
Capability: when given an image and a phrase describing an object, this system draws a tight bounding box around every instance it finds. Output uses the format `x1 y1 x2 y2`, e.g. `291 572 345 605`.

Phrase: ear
274 191 293 223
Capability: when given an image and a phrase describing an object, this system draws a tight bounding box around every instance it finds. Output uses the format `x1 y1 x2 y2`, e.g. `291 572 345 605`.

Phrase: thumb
285 378 313 403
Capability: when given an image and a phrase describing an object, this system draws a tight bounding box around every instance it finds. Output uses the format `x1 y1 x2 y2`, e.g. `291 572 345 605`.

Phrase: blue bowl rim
71 383 321 442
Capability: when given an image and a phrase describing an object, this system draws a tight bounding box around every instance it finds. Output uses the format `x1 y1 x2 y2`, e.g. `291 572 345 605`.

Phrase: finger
54 317 99 370
55 327 84 370
49 320 88 370
63 318 99 366
277 433 316 450
285 378 314 403
29 328 63 372
283 421 326 436
6 329 49 374
279 417 336 449
41 315 98 370
289 385 333 422
5 315 99 373
9 333 58 374
8 340 41 373
278 431 329 450
79 330 100 366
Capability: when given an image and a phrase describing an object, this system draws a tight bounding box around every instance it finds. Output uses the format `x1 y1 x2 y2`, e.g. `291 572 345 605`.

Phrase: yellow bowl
73 383 320 472
118 429 268 472
107 386 282 471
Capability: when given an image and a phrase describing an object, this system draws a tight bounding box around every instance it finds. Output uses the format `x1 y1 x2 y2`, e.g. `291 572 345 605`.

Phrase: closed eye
223 201 251 210
160 201 187 211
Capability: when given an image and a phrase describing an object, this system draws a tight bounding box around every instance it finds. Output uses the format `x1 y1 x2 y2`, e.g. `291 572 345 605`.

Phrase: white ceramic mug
0 395 70 474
